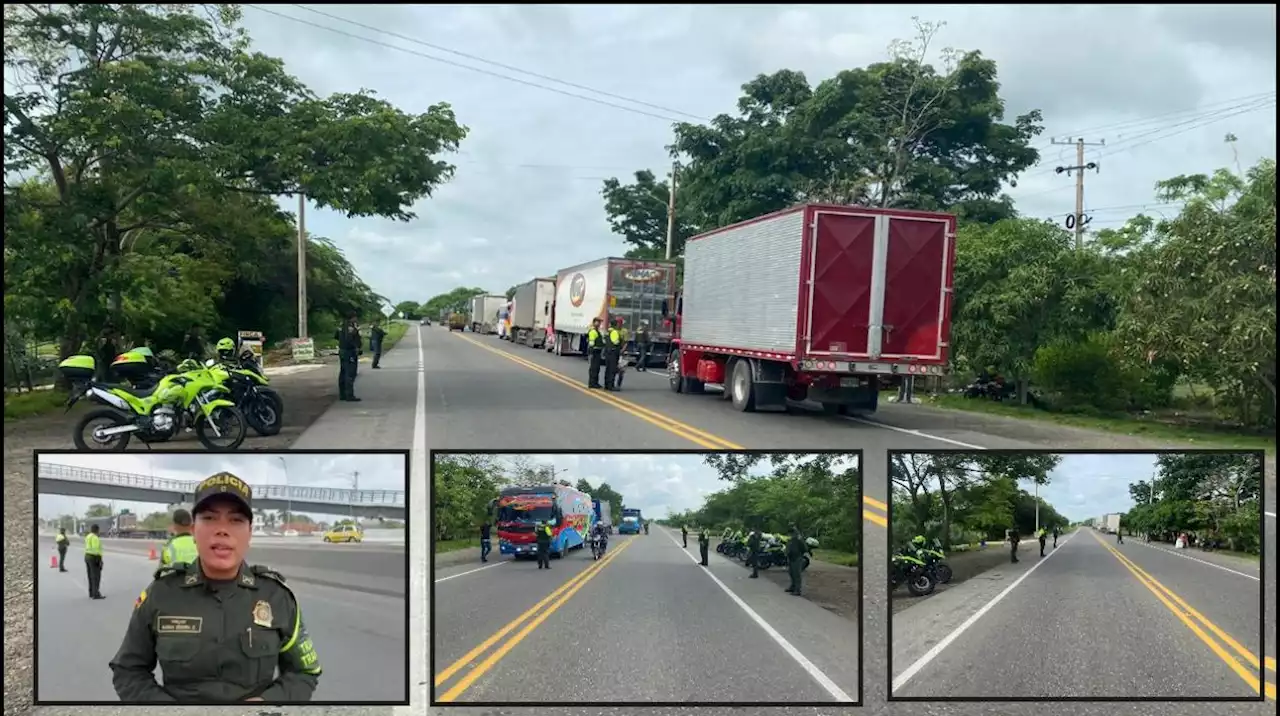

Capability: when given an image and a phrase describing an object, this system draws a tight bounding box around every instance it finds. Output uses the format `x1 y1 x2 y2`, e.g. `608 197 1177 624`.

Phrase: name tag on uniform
156 616 203 634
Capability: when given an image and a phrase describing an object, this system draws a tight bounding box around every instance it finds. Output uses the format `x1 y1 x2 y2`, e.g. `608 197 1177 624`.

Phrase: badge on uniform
252 600 273 628
184 573 199 586
134 589 147 610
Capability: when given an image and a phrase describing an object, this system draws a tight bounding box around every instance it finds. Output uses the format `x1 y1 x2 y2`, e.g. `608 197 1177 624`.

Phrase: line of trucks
456 202 958 416
1096 513 1123 534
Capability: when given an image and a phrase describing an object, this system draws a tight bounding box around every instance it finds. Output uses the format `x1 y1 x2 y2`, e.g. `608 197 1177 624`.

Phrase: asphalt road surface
891 528 1270 699
432 525 858 704
34 536 406 704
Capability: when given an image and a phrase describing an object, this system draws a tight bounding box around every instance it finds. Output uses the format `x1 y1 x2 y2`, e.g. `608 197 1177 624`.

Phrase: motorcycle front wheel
245 388 284 437
73 409 133 451
196 405 248 450
935 562 953 584
907 572 936 597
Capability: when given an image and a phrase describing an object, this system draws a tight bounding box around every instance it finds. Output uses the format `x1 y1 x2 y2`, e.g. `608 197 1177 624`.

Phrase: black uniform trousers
85 555 103 598
338 350 359 399
787 558 803 595
57 545 68 571
588 349 603 388
536 543 551 569
604 348 620 390
699 541 709 565
1010 540 1020 563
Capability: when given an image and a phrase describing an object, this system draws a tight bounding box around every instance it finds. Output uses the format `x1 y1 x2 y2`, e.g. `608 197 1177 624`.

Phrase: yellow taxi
322 524 363 543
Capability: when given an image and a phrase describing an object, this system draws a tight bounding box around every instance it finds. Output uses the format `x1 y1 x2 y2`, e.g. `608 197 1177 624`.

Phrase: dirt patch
707 539 859 623
890 546 1017 615
2 361 339 716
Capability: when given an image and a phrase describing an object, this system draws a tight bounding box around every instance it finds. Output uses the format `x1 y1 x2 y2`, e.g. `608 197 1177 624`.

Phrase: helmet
912 535 926 546
215 337 236 360
805 537 820 548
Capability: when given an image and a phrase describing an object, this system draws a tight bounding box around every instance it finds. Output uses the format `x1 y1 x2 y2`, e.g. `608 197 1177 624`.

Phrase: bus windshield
496 494 555 525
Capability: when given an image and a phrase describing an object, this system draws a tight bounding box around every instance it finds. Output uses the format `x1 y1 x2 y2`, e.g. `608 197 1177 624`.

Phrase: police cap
192 471 254 519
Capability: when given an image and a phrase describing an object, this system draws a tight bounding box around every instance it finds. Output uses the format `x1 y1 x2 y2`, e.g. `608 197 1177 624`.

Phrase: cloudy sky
228 4 1275 303
469 452 860 518
36 452 407 521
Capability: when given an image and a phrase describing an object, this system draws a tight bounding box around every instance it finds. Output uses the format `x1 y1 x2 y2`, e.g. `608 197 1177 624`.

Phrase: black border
428 448 866 708
31 447 412 707
884 448 1268 703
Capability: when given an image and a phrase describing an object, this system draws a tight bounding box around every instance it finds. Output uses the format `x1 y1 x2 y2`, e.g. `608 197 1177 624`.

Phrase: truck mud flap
748 359 788 410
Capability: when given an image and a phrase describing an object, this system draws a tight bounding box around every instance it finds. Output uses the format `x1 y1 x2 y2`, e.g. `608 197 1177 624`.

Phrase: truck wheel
730 359 757 412
668 349 683 393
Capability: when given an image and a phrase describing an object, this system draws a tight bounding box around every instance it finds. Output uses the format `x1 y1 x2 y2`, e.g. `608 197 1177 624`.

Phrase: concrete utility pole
297 193 309 339
1052 137 1105 251
664 162 679 260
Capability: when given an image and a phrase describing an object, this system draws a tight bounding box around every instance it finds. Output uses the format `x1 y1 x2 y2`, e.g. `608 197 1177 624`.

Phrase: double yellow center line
434 539 635 702
1092 532 1275 700
863 496 888 528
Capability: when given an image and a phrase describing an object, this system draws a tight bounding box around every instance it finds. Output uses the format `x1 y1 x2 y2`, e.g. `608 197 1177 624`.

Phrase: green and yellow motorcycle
59 355 247 451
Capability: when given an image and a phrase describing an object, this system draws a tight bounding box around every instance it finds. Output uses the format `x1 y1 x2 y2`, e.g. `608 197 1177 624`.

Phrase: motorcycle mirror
204 359 216 367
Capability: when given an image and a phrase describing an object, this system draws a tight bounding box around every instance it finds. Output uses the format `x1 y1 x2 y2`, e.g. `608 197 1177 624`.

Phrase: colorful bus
493 484 593 558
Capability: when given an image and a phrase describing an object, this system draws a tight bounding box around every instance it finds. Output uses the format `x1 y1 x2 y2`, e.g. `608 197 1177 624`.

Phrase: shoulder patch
250 564 286 583
154 562 189 581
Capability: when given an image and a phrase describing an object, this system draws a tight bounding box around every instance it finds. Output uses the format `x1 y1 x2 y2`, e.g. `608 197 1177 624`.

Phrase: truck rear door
879 214 952 360
804 210 878 356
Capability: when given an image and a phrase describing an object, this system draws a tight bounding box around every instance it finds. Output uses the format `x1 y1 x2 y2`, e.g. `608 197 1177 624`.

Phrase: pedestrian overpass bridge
37 462 406 519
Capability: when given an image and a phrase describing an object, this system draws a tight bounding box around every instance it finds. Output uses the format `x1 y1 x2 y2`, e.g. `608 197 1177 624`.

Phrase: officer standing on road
335 312 363 402
635 320 651 371
370 319 387 369
698 527 709 566
110 471 322 703
784 524 807 597
604 318 623 391
479 521 492 563
586 318 605 389
1116 526 1124 544
1053 526 1060 549
681 524 689 548
55 527 69 572
160 509 198 571
1008 529 1021 564
1037 528 1048 558
535 521 552 570
747 527 762 578
84 523 105 599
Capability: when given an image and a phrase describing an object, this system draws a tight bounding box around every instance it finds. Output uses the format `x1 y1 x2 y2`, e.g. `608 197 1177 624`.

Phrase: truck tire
668 349 683 393
729 359 757 412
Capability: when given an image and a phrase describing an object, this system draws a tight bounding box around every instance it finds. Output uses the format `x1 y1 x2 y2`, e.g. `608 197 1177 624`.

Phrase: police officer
335 312 362 402
160 509 198 571
603 318 623 391
535 521 552 569
55 527 69 572
85 523 105 599
181 325 205 361
370 319 387 369
747 527 762 579
1052 526 1060 549
586 318 605 389
1008 529 1021 564
681 524 689 549
479 521 492 563
1116 526 1123 544
785 524 807 596
635 320 651 371
110 471 322 703
1037 527 1048 557
698 527 709 566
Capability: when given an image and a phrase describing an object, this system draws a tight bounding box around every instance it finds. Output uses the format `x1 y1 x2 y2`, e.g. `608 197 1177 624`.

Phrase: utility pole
1051 137 1105 251
351 471 359 524
664 162 679 260
297 193 309 339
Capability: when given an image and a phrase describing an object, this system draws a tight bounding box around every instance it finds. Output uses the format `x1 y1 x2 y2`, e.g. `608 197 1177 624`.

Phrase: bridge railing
37 462 405 506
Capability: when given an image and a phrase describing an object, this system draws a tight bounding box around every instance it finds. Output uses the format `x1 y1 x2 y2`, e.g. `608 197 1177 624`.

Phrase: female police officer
109 471 322 702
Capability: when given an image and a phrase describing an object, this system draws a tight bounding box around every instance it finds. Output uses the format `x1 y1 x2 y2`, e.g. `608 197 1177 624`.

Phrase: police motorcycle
59 354 247 451
916 537 953 584
890 548 937 597
205 338 284 437
590 529 607 560
759 534 818 572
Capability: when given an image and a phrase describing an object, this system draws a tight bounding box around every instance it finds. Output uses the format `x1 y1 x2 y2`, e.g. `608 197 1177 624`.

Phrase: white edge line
891 531 1076 693
843 415 988 450
402 324 427 716
1126 539 1260 582
659 527 855 702
1265 511 1277 519
434 561 507 583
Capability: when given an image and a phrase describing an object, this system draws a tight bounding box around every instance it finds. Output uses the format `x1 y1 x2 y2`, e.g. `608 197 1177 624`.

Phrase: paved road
35 536 406 703
432 525 857 704
891 528 1270 700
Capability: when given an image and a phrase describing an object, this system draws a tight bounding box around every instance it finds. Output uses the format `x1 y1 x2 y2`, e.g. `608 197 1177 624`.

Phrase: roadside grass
919 392 1275 454
434 538 473 554
813 548 859 567
380 320 409 352
4 388 69 420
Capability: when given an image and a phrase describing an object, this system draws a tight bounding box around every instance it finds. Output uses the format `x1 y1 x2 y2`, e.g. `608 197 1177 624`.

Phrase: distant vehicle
283 529 299 537
617 507 643 535
469 294 507 334
447 313 466 331
421 318 430 326
592 498 613 534
547 257 677 368
323 524 363 543
492 483 592 558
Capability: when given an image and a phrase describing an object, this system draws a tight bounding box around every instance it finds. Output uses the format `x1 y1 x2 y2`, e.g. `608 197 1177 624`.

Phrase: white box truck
548 257 677 367
509 277 556 348
468 294 507 335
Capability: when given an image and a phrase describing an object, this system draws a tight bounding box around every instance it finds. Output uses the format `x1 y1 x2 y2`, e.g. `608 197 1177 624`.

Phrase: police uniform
535 523 552 569
335 317 363 402
785 527 807 596
85 527 105 599
698 529 709 566
747 529 762 578
1037 528 1047 557
1009 529 1021 563
586 321 605 389
603 323 622 391
109 473 322 703
55 530 69 572
161 533 198 569
681 524 688 548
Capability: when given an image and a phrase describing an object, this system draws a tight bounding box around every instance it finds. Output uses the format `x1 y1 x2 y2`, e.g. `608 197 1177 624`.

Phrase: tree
599 169 699 258
3 4 467 359
420 287 487 319
84 503 112 518
394 301 422 320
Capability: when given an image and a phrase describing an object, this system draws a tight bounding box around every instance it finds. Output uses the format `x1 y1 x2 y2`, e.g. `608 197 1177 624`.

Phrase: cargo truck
509 277 557 348
617 507 643 535
592 498 613 534
1101 513 1122 534
666 203 957 416
468 294 508 335
548 257 677 367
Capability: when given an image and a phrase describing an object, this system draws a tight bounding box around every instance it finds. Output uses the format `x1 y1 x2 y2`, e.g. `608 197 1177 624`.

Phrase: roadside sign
380 305 395 318
291 337 315 362
237 330 264 363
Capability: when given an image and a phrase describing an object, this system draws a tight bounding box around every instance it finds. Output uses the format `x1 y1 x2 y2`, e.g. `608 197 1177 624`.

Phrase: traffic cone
148 546 158 560
50 555 57 569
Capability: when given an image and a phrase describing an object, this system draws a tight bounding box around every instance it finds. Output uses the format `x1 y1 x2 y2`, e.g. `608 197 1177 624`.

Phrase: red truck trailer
666 203 956 415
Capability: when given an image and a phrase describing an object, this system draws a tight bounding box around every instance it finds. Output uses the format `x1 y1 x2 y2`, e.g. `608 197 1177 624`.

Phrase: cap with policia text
192 471 254 519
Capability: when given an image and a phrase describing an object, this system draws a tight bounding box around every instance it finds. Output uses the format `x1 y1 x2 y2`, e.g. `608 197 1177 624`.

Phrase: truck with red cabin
665 203 957 415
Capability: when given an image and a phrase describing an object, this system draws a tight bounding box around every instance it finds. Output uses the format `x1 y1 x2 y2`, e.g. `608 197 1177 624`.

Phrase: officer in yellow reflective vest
604 319 623 391
84 523 105 600
586 318 605 389
535 521 553 570
55 527 70 572
160 508 198 572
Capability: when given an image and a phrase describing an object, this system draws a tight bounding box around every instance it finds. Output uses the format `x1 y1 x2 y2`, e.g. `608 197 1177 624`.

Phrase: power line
288 5 707 122
1039 90 1276 146
240 4 691 124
